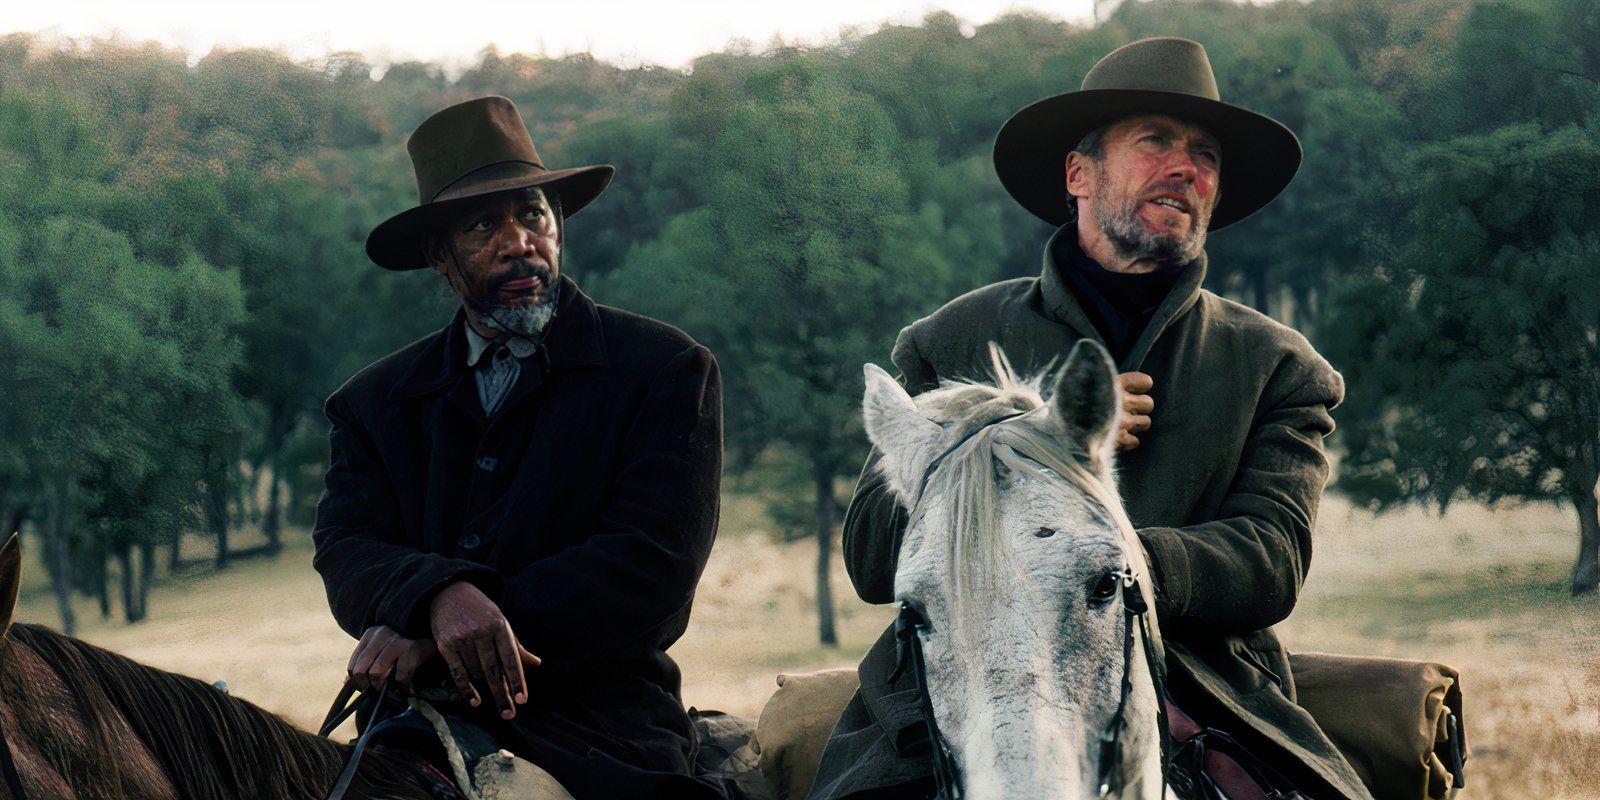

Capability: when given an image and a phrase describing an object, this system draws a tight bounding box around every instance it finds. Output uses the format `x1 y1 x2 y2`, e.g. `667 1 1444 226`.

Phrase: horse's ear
1049 339 1120 461
0 533 19 641
863 363 942 504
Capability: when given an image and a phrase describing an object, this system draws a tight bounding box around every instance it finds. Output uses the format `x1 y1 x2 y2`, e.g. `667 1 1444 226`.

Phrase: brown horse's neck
0 623 435 800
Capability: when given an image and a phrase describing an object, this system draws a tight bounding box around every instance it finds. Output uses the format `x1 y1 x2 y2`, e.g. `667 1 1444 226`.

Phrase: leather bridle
1097 567 1173 797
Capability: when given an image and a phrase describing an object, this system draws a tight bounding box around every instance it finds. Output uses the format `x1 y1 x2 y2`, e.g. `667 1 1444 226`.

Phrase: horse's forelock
914 376 1043 431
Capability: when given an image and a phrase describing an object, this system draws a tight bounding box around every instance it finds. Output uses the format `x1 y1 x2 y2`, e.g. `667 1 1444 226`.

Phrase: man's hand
429 581 541 720
347 625 438 691
1116 372 1155 451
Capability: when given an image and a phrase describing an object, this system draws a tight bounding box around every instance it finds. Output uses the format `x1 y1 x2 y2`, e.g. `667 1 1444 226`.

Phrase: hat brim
993 89 1301 231
366 164 615 271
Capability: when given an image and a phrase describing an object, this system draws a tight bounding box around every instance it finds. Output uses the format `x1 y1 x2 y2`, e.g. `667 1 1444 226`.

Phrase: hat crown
1081 36 1220 102
406 96 545 204
991 36 1300 233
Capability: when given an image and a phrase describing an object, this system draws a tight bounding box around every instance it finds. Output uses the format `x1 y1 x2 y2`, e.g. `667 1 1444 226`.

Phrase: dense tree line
0 0 1594 638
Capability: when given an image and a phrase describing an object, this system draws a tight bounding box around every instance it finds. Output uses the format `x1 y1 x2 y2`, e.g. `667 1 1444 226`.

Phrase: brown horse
0 534 446 800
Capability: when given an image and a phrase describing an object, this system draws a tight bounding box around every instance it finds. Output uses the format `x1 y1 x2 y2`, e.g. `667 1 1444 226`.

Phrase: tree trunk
117 543 139 622
262 401 294 550
198 442 232 570
1299 285 1322 332
207 477 230 570
95 555 110 620
214 513 229 568
815 470 838 647
1571 478 1599 596
44 478 76 636
170 527 182 571
138 541 155 620
1250 272 1269 315
263 454 282 552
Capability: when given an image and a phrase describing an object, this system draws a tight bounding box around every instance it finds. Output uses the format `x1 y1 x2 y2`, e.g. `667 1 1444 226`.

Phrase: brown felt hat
366 95 614 270
992 36 1300 231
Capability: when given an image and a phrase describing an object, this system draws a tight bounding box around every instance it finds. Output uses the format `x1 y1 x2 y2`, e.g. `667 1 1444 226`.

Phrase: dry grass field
11 490 1597 798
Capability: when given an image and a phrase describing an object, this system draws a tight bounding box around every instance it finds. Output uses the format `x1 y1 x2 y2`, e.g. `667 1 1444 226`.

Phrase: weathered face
861 342 1164 798
1067 113 1221 266
426 187 561 337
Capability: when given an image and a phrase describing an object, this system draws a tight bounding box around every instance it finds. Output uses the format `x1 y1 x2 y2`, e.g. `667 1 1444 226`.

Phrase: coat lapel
1122 255 1205 372
491 275 609 417
387 311 469 403
438 277 614 549
1035 224 1208 373
386 277 610 420
378 281 612 553
1037 226 1104 344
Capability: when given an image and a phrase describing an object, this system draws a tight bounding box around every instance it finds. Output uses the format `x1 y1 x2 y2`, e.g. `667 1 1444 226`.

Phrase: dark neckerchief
1051 233 1190 365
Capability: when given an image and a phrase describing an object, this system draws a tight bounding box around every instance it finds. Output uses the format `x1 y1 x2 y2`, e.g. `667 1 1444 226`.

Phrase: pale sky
10 0 1110 71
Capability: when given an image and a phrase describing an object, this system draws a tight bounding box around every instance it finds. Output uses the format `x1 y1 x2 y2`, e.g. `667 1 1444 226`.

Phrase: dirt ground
11 491 1596 798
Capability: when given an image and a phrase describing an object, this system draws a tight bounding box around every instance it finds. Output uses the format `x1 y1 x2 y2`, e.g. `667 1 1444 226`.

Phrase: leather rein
319 678 393 800
891 415 1173 799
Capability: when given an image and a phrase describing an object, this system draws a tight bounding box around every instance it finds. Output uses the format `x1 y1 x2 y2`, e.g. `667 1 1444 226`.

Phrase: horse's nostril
1034 527 1057 538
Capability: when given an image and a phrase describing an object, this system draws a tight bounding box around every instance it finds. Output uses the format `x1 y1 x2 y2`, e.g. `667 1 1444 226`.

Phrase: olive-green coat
808 227 1374 800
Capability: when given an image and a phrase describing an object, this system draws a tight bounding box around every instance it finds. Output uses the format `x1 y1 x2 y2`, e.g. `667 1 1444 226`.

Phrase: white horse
861 340 1167 799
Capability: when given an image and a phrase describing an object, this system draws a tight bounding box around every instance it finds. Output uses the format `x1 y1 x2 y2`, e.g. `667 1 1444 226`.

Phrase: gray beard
1093 192 1209 266
482 298 556 339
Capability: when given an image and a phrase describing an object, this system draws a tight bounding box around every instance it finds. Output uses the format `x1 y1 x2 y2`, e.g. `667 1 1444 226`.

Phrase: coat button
475 455 498 472
460 534 481 550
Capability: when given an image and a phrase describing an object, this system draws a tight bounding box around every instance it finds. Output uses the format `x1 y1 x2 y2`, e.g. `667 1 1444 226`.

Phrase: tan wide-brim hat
366 95 614 271
992 36 1301 231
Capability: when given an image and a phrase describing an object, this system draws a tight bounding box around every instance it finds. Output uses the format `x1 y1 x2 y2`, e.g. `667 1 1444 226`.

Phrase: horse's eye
1034 527 1057 539
1089 572 1119 606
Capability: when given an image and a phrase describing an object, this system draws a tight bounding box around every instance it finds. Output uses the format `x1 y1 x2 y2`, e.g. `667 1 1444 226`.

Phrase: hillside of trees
0 0 1595 639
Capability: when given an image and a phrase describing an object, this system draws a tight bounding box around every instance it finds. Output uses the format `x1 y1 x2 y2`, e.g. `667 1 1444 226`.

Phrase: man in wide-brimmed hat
312 96 727 800
810 37 1374 799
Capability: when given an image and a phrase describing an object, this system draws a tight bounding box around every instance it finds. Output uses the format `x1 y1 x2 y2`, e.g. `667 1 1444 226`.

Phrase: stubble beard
1092 189 1210 267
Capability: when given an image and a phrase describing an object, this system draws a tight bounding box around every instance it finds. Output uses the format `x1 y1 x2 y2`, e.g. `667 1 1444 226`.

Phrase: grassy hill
11 491 1596 797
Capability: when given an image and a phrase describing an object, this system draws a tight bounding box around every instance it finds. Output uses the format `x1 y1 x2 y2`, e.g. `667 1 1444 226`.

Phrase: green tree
611 58 1003 643
0 86 247 629
1326 121 1600 594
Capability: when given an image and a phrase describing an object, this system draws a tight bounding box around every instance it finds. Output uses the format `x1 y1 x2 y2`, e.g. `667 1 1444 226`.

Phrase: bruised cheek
461 245 500 293
537 232 560 274
1196 170 1219 207
449 231 497 270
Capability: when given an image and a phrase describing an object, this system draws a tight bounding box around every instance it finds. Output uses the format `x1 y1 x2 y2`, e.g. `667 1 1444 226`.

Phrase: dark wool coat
312 276 727 800
808 228 1374 800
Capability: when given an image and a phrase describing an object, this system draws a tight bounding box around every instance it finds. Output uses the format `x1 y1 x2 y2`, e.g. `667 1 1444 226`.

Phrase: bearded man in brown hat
808 37 1374 800
312 96 727 800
